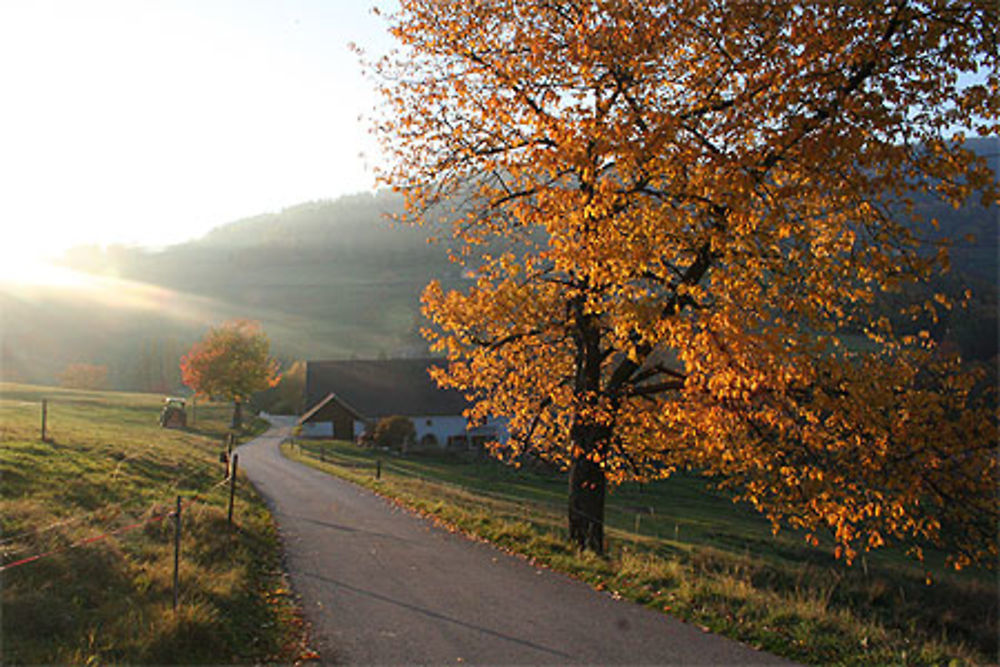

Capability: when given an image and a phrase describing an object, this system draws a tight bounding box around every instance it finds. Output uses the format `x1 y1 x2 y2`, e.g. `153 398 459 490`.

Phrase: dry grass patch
1 383 310 664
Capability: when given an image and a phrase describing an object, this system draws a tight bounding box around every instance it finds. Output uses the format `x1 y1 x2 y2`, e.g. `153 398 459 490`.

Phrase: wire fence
0 462 222 554
1 396 246 565
0 396 262 629
288 440 666 544
0 472 235 574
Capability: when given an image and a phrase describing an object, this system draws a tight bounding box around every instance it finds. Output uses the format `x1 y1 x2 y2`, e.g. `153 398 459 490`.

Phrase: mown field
285 439 998 665
0 383 312 664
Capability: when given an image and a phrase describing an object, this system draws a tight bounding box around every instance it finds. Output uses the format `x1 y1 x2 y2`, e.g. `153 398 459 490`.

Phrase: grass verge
283 439 997 665
0 383 313 664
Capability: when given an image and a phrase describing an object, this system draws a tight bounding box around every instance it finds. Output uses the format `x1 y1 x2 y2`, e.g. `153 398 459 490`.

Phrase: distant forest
1 139 996 395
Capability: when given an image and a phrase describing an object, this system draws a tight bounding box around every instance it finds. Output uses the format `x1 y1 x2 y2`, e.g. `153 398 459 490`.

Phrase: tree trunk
231 400 243 430
568 449 606 553
566 297 609 554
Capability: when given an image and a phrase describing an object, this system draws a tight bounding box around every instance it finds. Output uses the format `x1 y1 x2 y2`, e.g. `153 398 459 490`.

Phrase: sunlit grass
0 383 311 664
285 439 997 665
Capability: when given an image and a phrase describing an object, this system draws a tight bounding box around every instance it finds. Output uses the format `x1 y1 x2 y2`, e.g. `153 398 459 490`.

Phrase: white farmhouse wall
348 415 468 445
307 414 509 448
411 415 469 446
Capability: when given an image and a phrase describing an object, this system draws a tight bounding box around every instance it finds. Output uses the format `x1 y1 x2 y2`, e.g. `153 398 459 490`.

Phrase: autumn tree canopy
373 0 999 566
180 320 280 429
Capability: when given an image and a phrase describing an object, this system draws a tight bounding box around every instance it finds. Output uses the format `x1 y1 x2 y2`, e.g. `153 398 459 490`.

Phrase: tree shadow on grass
2 540 134 663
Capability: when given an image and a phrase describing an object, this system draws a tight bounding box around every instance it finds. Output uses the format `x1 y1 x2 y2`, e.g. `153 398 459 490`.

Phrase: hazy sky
0 0 395 263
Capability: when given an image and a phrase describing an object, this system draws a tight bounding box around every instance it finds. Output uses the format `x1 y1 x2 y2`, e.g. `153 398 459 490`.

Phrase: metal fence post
228 454 239 526
226 434 234 478
173 495 181 611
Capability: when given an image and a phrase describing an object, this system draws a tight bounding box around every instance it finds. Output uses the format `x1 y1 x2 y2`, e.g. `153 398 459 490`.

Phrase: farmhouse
298 358 505 450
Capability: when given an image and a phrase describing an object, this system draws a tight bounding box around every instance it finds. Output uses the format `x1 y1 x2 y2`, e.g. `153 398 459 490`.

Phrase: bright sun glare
0 2 387 262
0 246 225 325
0 251 93 289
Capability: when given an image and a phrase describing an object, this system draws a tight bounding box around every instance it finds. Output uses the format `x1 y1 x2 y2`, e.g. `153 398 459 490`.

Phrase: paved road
239 421 789 665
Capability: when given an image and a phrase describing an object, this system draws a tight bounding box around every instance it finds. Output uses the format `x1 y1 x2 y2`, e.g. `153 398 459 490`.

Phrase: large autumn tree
181 320 281 429
372 1 998 566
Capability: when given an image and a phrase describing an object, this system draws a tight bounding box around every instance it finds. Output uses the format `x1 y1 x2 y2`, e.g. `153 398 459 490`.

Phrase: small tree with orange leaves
180 320 280 429
372 0 998 567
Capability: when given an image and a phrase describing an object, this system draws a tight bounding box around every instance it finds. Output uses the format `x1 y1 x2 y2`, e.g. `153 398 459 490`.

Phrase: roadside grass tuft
284 439 997 665
0 383 309 664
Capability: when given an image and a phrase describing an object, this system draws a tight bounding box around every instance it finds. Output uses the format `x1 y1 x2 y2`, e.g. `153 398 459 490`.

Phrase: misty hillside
3 139 997 392
2 192 457 390
197 192 424 249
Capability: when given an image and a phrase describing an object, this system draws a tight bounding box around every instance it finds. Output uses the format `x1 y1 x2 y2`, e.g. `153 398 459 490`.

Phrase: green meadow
285 439 998 665
0 383 311 664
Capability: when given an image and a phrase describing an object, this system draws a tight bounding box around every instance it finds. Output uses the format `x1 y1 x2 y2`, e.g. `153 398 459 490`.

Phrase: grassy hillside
0 383 311 663
285 439 998 665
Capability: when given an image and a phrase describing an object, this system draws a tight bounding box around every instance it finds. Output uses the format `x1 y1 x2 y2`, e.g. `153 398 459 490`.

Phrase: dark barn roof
305 358 469 418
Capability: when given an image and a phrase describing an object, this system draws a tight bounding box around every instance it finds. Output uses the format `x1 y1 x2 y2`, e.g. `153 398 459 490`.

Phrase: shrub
373 416 416 451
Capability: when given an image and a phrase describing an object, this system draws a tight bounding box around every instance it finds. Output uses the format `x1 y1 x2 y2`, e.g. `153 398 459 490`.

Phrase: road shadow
281 514 413 544
299 570 573 660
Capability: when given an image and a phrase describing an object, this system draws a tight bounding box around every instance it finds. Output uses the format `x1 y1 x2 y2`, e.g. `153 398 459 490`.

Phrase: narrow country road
238 421 789 665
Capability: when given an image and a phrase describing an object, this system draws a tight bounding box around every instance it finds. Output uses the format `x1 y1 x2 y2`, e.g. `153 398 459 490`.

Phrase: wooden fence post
376 459 381 480
228 454 239 526
173 495 181 611
40 399 47 442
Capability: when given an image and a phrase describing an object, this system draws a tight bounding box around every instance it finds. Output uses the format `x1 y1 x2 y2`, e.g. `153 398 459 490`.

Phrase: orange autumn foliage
180 320 281 422
371 1 998 565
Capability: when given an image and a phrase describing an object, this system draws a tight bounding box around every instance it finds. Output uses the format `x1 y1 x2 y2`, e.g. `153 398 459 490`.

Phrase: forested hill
903 137 998 281
62 190 444 281
3 191 453 390
196 191 420 249
55 190 455 361
174 138 1000 281
3 138 996 392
